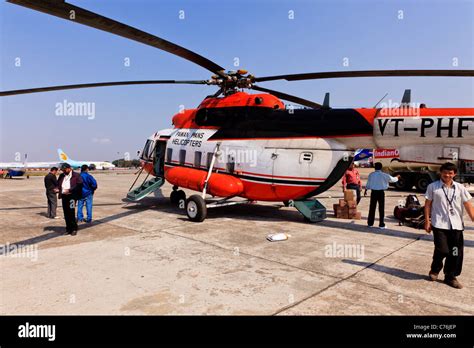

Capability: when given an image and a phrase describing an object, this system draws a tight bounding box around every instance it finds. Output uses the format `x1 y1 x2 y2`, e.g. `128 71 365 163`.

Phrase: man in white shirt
58 163 83 236
425 162 474 289
365 162 400 229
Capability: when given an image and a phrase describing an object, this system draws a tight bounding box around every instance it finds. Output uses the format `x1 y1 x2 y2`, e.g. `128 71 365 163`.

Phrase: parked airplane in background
0 155 58 177
57 149 116 170
1 148 115 177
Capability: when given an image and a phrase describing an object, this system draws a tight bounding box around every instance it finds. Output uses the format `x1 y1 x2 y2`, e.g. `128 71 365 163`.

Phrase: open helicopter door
154 139 167 177
126 131 173 202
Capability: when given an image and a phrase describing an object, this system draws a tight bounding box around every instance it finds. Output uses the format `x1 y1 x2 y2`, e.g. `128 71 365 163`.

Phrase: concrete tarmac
1 169 473 315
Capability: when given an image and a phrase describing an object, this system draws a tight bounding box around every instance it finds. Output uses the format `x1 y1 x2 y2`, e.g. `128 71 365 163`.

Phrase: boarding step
126 177 165 202
293 199 327 222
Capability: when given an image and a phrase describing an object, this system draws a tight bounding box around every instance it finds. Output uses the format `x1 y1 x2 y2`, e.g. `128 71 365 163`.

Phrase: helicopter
2 0 473 222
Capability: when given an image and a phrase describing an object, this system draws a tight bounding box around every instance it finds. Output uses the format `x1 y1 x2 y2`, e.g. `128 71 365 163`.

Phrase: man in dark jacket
44 167 59 218
77 165 98 223
58 163 83 235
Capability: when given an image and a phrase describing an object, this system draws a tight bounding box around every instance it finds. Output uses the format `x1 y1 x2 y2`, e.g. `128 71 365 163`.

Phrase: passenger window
179 149 186 165
194 151 202 168
166 148 173 163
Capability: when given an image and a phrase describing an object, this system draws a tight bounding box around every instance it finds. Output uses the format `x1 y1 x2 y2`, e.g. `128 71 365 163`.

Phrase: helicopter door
154 141 167 177
272 149 313 181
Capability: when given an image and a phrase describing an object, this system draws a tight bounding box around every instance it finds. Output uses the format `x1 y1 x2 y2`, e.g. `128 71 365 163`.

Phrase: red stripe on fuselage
166 162 326 181
239 170 325 181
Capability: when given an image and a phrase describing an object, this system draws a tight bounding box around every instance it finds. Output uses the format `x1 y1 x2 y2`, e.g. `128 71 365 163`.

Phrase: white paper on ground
266 233 291 242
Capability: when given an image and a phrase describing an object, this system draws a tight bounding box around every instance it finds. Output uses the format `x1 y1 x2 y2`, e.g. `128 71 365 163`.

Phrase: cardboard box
339 211 350 219
338 199 347 207
335 205 349 219
346 200 357 209
336 205 349 213
344 190 355 201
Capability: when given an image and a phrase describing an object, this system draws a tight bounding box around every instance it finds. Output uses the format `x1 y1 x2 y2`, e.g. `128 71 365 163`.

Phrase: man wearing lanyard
425 162 474 289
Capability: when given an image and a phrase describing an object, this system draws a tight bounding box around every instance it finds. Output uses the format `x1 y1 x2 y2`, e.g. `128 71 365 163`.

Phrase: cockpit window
141 140 154 161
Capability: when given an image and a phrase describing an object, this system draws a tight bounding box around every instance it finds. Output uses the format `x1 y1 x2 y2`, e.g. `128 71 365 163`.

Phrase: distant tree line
112 159 141 168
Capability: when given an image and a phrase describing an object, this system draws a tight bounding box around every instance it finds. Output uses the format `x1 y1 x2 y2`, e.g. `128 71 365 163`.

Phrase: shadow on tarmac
2 197 473 253
342 259 428 280
0 198 179 252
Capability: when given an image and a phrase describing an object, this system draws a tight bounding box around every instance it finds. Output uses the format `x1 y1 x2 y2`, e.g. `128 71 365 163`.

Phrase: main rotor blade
0 80 209 96
7 0 226 76
252 85 322 109
254 70 474 82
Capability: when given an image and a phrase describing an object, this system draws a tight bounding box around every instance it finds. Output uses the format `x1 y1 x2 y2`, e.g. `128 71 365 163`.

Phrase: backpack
393 195 425 229
405 194 421 208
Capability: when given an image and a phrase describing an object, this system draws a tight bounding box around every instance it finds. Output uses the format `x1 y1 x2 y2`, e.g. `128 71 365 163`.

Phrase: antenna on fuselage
373 92 389 108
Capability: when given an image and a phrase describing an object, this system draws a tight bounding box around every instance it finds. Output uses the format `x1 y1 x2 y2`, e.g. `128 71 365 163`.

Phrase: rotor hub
208 70 254 93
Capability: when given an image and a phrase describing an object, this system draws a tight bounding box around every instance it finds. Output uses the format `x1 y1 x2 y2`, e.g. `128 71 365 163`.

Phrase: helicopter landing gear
185 195 207 222
183 143 251 222
170 187 186 206
185 196 253 222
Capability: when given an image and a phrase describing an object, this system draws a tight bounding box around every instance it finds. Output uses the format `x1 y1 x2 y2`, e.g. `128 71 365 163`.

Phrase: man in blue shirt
77 165 98 223
365 162 400 229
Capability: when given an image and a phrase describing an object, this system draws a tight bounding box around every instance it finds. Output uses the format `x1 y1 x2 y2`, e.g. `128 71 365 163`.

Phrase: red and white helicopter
2 0 474 222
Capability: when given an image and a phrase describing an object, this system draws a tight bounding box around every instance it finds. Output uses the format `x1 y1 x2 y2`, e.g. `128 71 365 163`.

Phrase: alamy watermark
55 99 96 120
324 242 365 261
0 242 38 261
18 322 55 341
379 100 421 117
217 148 258 167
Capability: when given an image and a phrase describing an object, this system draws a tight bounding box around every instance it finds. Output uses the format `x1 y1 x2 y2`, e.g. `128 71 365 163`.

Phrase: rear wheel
185 195 207 222
415 175 431 192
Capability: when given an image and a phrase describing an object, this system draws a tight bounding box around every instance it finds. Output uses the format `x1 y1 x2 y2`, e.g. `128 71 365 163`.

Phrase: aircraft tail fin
57 149 70 162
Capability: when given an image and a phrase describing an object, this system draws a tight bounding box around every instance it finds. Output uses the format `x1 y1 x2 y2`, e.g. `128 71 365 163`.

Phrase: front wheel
170 190 186 206
185 195 207 222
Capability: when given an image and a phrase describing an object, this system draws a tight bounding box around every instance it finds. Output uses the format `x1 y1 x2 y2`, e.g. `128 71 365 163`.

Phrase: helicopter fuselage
140 92 474 201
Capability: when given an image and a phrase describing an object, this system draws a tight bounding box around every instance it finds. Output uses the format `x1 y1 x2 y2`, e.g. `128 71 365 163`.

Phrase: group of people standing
342 161 473 289
342 161 399 229
44 163 97 236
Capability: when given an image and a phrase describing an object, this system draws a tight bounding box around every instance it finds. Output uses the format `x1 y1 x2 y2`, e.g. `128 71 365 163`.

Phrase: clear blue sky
1 0 473 162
